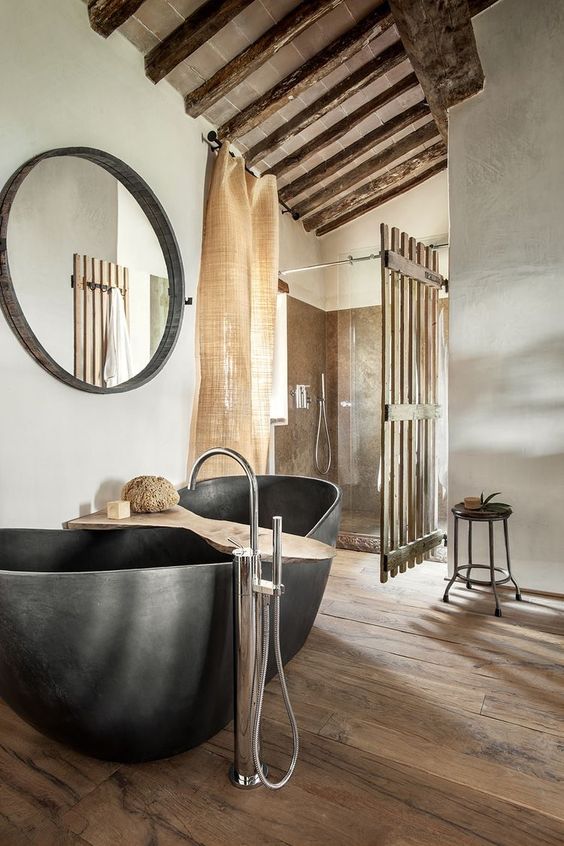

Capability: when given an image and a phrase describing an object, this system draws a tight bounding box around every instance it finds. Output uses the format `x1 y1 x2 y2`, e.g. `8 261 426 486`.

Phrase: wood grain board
66 505 335 563
1 551 563 845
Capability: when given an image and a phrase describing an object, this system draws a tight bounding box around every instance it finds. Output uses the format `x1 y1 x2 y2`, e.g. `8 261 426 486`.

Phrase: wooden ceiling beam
218 2 393 141
315 158 447 235
303 141 446 231
246 40 408 167
266 68 418 180
145 0 256 85
87 0 145 37
388 0 484 141
279 98 430 204
295 120 438 217
185 0 345 118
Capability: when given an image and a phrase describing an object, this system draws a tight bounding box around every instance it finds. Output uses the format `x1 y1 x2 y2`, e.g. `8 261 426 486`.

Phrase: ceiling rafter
246 39 408 168
218 2 394 141
145 0 256 85
303 141 446 231
315 157 447 235
388 0 484 140
265 69 418 180
295 120 438 217
185 0 345 118
87 0 145 37
279 98 430 204
84 0 494 235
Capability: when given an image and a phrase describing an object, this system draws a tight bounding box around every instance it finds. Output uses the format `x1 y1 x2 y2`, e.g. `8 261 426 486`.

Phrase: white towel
104 287 133 387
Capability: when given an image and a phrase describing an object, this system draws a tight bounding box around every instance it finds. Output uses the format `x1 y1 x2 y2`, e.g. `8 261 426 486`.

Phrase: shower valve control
293 384 311 409
340 400 352 408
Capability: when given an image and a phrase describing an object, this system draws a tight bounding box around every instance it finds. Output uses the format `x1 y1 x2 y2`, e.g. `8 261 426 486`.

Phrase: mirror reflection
7 156 169 387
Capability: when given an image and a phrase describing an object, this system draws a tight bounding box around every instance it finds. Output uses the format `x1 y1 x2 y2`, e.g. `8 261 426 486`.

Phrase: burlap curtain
188 144 279 478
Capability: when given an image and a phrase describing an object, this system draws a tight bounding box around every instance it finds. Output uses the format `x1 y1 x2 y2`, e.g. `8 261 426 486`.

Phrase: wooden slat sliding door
380 224 446 582
73 254 129 387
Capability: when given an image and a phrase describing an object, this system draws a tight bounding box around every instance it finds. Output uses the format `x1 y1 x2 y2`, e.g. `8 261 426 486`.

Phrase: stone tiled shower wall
275 297 383 524
274 296 328 479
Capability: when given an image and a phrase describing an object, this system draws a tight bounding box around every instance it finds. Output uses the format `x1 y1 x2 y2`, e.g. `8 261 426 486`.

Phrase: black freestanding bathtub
0 475 340 762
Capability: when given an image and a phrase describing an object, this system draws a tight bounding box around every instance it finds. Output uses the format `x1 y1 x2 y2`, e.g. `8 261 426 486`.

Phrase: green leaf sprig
479 492 511 512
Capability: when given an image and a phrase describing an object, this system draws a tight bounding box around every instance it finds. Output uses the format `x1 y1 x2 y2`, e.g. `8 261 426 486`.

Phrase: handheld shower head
315 373 331 475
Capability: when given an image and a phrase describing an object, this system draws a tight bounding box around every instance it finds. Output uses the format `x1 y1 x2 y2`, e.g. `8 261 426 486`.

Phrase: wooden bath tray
65 505 335 563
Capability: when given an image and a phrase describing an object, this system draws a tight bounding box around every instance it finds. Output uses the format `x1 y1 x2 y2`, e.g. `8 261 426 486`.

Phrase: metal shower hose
252 593 299 789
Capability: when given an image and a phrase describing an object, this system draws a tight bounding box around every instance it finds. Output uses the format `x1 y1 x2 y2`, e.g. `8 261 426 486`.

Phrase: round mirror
0 148 184 393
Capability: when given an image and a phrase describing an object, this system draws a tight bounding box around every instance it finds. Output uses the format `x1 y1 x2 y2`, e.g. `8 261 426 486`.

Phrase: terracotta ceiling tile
320 105 350 128
237 126 267 149
230 1 277 40
182 42 228 81
368 24 398 52
255 111 290 137
390 124 416 142
295 83 330 108
134 0 183 41
205 98 238 126
259 0 301 22
356 111 384 133
166 60 205 93
291 4 355 60
384 58 413 84
225 77 264 106
121 16 160 52
264 42 306 78
167 0 206 17
242 58 284 93
208 21 252 61
297 123 327 144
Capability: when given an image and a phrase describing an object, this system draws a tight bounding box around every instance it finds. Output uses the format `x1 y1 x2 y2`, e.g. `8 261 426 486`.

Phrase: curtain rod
279 244 449 276
204 131 300 221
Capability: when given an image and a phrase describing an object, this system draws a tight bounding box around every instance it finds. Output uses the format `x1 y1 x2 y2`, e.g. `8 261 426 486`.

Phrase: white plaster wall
279 210 326 309
0 0 206 525
318 170 449 309
449 0 564 593
0 0 322 527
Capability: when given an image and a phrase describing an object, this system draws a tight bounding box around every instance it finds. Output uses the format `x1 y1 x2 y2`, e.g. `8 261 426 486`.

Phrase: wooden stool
443 503 521 617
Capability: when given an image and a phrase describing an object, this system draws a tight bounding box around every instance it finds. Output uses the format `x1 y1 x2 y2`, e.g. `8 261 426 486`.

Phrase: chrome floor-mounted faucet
188 448 298 790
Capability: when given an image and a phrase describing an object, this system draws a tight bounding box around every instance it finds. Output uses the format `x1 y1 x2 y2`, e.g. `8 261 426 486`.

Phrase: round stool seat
452 502 512 521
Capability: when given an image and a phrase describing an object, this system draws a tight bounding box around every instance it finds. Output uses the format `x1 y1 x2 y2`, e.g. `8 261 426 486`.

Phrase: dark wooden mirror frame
0 147 185 393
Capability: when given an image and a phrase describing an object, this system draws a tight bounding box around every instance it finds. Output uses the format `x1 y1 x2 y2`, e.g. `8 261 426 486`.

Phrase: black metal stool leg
489 520 502 617
443 516 459 603
504 518 521 600
467 521 473 589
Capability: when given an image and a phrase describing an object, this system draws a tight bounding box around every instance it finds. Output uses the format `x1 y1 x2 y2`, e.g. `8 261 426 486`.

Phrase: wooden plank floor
1 551 564 845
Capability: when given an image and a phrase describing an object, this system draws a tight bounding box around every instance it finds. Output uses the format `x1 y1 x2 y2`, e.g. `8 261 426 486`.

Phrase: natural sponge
121 476 179 513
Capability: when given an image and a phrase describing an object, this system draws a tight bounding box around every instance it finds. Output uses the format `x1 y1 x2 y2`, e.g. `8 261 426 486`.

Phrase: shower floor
337 509 380 553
